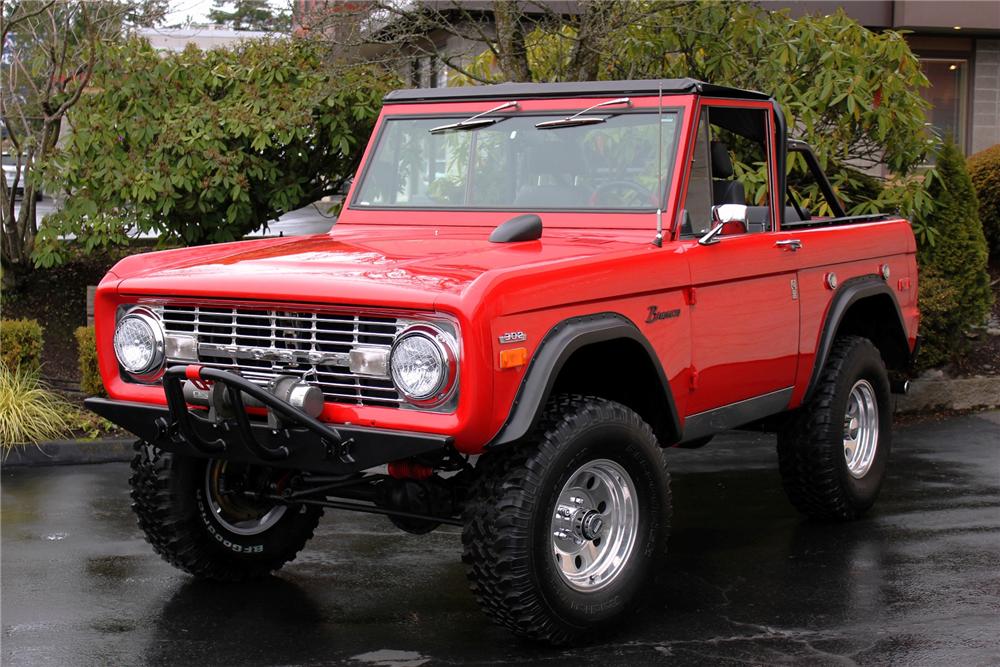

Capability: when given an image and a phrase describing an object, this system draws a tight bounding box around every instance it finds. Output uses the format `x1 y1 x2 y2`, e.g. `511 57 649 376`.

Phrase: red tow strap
185 365 210 391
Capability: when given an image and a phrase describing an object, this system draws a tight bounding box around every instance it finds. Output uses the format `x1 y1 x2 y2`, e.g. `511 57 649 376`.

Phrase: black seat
515 145 582 207
711 141 745 205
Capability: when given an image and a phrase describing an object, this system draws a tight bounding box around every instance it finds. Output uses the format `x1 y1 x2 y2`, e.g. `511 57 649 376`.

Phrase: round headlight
390 325 456 404
113 308 165 378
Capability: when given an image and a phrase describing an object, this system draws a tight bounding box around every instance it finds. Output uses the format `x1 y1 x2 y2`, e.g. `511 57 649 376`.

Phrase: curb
2 438 134 468
896 375 1000 414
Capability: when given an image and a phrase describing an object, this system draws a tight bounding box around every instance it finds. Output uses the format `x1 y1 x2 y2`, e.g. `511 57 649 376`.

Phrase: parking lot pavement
2 411 998 666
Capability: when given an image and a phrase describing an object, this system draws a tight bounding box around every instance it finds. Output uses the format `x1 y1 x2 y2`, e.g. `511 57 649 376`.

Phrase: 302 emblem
498 331 527 344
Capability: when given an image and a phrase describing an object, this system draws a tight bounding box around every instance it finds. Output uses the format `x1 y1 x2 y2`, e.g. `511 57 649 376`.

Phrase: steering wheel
591 180 656 207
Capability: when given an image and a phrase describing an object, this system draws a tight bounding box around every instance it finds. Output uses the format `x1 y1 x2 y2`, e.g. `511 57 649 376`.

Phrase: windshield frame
346 106 686 215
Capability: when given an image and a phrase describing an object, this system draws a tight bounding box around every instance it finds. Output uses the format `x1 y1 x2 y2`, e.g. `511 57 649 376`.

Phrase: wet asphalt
2 411 999 666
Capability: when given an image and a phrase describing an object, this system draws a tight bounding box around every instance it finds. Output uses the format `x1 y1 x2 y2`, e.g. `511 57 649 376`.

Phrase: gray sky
163 0 291 26
164 0 214 25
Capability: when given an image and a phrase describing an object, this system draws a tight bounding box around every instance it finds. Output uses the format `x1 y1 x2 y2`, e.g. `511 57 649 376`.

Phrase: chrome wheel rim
843 379 879 479
550 458 638 592
204 461 287 536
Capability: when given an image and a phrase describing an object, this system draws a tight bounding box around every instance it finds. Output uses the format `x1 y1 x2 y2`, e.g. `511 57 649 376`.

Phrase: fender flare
487 312 681 448
804 274 909 403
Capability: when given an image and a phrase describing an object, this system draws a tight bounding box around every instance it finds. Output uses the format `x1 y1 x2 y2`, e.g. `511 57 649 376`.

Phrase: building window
920 58 968 150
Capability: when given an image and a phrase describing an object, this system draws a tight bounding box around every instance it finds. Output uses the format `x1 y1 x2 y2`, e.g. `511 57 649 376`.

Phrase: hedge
75 325 106 397
967 143 1000 257
0 319 44 372
915 270 963 368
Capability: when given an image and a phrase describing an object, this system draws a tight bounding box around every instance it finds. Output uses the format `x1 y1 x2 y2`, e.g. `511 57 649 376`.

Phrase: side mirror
699 204 749 246
712 204 748 225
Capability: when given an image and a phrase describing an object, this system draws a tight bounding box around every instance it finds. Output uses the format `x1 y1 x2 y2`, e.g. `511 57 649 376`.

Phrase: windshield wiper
535 97 632 130
429 100 519 134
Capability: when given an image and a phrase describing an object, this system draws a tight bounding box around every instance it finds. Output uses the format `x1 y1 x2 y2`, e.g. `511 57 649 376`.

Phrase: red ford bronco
89 79 919 644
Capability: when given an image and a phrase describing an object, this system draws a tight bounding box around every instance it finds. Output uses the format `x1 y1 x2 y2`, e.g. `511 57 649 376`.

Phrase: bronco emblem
646 306 680 323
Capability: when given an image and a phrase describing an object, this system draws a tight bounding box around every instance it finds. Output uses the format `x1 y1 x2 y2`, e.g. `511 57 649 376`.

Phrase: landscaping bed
4 248 130 386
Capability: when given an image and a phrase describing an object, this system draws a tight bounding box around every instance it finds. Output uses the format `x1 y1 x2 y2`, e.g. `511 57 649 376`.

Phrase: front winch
182 374 324 428
161 365 343 461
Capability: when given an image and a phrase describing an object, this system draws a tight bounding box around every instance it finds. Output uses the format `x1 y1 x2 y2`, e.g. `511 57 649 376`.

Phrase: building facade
137 26 273 52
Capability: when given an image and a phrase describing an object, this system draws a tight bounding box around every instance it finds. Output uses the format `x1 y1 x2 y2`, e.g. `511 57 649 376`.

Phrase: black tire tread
461 394 668 644
777 335 884 521
129 442 320 581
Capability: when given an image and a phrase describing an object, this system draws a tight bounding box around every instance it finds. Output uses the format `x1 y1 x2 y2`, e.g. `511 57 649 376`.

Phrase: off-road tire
129 441 322 581
462 395 671 645
777 336 892 521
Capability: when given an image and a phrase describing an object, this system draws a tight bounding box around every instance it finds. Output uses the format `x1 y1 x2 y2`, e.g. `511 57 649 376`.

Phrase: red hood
111 225 639 309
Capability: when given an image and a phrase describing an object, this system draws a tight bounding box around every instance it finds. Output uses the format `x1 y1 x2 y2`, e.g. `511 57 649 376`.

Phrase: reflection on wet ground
3 412 999 665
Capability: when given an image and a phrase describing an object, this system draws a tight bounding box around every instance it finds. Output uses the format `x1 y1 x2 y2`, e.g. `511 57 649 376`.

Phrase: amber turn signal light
499 347 529 369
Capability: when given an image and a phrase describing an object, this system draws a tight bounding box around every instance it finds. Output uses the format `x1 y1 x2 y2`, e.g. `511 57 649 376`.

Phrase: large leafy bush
37 37 396 266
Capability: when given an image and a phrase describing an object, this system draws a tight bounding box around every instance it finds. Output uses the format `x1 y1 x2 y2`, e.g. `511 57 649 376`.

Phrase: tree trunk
493 1 531 82
568 1 611 82
1 118 60 290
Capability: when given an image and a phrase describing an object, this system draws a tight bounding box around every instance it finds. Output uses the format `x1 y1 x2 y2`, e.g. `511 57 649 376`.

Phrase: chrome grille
159 304 402 407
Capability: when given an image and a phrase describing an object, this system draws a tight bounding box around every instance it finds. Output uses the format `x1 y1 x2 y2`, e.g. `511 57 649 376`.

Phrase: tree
36 37 394 265
310 0 659 83
324 2 933 218
208 0 290 33
460 3 932 216
914 141 993 367
0 0 165 288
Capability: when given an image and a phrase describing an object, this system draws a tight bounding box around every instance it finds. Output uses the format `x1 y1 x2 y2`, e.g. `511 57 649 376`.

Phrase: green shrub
0 364 71 448
915 269 963 369
916 141 993 365
75 326 105 397
0 319 44 372
967 143 1000 257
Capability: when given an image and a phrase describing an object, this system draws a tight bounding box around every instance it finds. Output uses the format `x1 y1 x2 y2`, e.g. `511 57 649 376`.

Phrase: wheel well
834 294 909 370
550 338 678 445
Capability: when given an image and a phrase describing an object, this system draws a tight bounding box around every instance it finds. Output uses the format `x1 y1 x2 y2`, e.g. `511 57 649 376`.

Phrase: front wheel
129 442 322 581
462 395 671 644
777 336 892 520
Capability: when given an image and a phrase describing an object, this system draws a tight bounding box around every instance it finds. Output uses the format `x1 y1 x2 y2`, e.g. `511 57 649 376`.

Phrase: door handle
775 239 802 251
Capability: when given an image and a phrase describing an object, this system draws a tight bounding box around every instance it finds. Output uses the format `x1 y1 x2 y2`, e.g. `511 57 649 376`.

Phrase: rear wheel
777 336 892 520
129 442 321 581
462 395 671 644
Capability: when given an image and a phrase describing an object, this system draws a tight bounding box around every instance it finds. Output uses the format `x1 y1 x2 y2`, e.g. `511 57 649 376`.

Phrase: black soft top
383 78 770 103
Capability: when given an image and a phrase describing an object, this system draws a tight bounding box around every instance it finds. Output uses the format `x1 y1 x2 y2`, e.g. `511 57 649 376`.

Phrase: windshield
352 111 680 211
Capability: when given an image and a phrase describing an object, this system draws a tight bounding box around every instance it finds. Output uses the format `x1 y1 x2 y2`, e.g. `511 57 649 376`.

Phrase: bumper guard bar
162 365 341 461
86 365 452 475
